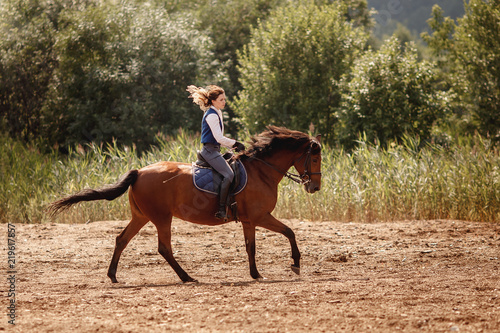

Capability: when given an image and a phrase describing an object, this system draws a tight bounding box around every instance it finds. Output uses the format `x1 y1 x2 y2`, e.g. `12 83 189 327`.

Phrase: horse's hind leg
107 215 149 283
256 213 301 275
154 216 197 283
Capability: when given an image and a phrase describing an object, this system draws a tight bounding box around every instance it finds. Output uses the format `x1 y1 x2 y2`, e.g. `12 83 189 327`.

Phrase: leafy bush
337 37 448 150
0 1 224 152
453 0 500 141
41 3 222 152
0 0 59 142
233 1 368 143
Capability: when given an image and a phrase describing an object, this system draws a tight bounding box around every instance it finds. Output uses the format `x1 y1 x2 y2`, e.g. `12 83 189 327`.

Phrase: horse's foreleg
256 213 301 275
108 216 149 283
155 218 197 283
241 221 262 279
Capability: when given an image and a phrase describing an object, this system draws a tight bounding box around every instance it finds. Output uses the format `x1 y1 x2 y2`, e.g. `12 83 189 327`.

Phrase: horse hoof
291 265 300 275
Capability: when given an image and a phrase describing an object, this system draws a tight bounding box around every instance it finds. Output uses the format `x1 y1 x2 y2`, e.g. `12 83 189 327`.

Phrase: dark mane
236 126 320 160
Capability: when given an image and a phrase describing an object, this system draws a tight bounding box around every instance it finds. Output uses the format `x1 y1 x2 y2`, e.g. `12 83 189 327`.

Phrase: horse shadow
108 277 305 290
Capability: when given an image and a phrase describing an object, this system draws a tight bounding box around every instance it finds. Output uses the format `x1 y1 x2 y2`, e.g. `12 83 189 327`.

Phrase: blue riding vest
201 107 223 144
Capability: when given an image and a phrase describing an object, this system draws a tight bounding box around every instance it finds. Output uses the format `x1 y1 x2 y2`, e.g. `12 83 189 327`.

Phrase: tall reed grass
275 135 500 222
1 131 499 223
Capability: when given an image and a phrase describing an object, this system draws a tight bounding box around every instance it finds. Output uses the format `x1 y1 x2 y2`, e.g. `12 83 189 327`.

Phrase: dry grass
1 132 499 223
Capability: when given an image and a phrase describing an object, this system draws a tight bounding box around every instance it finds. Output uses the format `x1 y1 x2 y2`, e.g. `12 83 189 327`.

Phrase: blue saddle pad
192 161 247 195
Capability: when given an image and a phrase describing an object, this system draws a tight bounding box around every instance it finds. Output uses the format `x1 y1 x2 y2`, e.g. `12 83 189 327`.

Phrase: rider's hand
232 141 246 152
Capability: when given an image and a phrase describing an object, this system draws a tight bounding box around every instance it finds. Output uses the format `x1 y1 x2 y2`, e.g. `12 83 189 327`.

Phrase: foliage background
233 2 367 143
3 0 497 150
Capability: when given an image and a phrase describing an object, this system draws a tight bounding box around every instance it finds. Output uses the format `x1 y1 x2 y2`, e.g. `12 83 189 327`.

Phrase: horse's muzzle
305 182 321 193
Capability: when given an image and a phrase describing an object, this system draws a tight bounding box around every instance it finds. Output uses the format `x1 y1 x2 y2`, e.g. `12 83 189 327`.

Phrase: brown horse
49 126 322 283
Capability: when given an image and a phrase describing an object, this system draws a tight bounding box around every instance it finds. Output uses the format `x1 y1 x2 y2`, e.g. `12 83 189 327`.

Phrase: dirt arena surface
3 219 500 332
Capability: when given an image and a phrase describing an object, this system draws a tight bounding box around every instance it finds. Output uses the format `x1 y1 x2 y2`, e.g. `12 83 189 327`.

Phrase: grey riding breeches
200 143 234 182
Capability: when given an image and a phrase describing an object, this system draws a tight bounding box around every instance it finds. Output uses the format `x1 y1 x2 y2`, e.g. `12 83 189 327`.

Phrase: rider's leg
200 144 234 220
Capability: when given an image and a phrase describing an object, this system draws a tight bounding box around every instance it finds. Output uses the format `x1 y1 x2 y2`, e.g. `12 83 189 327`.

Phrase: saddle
192 151 247 220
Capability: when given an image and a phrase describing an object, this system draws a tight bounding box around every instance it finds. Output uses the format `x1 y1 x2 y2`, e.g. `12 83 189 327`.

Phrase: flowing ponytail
187 85 224 111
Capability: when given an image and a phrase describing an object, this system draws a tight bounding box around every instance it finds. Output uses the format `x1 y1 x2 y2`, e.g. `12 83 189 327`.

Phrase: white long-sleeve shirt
205 107 236 148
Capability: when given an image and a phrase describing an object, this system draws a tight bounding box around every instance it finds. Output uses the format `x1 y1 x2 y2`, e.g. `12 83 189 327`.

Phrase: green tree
420 4 468 142
337 37 447 150
0 0 58 142
421 5 456 64
193 0 282 136
194 0 281 94
453 0 500 141
42 3 222 151
195 0 372 136
0 0 101 144
0 0 224 151
233 1 367 142
195 0 372 96
342 0 374 30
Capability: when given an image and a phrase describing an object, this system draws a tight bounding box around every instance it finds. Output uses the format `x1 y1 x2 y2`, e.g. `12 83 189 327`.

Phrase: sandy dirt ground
2 219 499 332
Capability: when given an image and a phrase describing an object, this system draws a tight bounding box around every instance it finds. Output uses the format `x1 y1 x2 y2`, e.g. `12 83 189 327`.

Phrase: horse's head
294 135 322 194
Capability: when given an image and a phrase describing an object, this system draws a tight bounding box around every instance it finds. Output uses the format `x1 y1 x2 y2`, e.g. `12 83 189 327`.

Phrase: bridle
251 141 322 185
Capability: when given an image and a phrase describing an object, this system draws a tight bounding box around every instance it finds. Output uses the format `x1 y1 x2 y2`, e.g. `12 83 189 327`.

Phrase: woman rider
187 85 246 220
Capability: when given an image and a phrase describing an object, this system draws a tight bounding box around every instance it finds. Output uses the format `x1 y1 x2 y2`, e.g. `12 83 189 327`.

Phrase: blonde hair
187 85 225 111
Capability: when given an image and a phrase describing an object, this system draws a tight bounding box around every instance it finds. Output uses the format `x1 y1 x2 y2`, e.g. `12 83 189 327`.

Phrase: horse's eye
312 159 318 163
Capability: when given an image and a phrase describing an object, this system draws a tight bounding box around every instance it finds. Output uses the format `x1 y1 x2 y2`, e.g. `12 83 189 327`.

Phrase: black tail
48 170 139 216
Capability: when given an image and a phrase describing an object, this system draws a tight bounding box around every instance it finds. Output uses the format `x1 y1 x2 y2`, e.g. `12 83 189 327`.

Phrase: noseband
252 141 321 185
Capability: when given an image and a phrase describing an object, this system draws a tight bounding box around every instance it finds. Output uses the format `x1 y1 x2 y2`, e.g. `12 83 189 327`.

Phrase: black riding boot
215 177 231 221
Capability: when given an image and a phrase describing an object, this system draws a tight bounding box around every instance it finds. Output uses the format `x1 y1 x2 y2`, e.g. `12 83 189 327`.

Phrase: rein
249 142 321 185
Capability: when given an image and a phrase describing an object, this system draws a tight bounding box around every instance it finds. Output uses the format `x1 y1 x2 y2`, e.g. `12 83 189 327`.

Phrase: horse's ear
311 135 322 153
